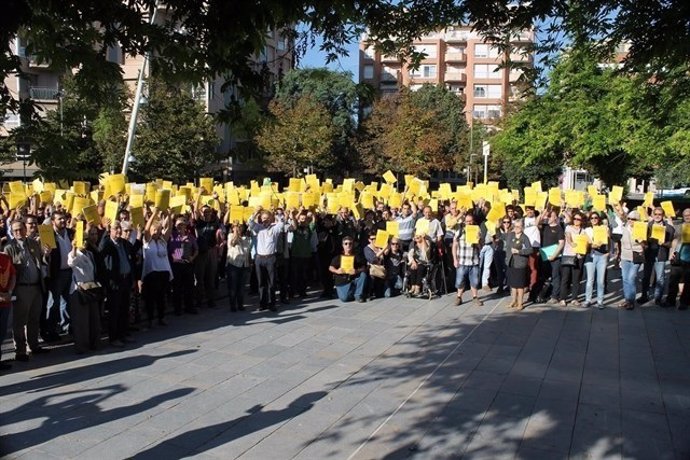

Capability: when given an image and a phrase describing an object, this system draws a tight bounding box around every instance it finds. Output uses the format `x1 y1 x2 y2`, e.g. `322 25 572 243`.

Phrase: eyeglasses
391 243 400 246
628 218 637 221
573 217 582 221
653 213 663 216
590 216 600 220
502 221 510 224
343 242 352 246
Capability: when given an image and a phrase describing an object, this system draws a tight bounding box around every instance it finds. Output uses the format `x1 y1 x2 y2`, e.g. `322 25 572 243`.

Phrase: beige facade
359 26 533 125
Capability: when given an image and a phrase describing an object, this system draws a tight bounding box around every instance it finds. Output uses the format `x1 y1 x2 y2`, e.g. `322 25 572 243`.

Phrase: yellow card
9 181 24 194
342 178 355 193
386 221 399 238
169 195 186 213
587 185 598 198
74 221 84 248
465 224 480 244
229 206 244 224
38 225 57 249
573 234 588 255
592 194 606 212
388 192 403 209
524 188 537 207
81 205 98 225
633 221 648 242
651 224 666 243
199 177 214 194
609 185 623 204
360 192 374 210
531 181 542 193
415 219 430 236
243 207 255 222
642 192 654 208
285 192 300 209
129 194 144 208
326 193 339 213
340 255 354 274
32 178 43 193
637 206 648 221
373 229 389 248
548 188 562 206
593 226 608 246
104 200 119 223
487 202 505 222
383 170 397 184
661 201 675 218
39 191 53 204
145 183 157 203
682 224 690 243
302 192 319 208
408 180 421 196
155 189 171 211
130 207 145 228
72 181 88 195
9 192 27 209
108 174 126 195
429 198 438 212
72 196 90 215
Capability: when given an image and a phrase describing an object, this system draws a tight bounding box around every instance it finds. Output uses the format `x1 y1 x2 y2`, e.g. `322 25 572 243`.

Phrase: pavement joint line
345 297 504 460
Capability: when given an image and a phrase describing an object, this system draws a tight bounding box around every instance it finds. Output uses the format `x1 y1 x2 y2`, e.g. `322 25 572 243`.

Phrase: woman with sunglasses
559 211 586 306
494 217 512 293
584 211 609 308
384 238 404 297
407 233 434 296
363 231 386 299
504 219 532 310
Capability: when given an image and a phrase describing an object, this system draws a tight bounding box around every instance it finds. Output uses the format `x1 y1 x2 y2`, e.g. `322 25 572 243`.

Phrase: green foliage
131 79 221 183
357 85 468 178
255 95 337 175
492 48 687 188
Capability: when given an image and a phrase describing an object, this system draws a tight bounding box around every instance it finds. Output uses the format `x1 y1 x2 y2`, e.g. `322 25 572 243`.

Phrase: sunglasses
628 218 637 221
590 216 600 219
573 217 582 221
343 242 353 246
391 242 399 246
502 221 510 224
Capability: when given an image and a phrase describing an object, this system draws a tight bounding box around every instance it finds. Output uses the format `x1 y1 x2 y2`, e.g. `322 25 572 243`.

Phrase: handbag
369 263 386 279
632 251 645 265
77 281 105 304
561 255 578 267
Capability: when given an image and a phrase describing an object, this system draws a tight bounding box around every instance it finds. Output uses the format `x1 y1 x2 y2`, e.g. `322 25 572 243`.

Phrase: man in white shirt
249 208 287 311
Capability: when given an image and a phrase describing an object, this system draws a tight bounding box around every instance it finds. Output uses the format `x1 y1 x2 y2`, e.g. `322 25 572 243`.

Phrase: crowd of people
0 177 689 372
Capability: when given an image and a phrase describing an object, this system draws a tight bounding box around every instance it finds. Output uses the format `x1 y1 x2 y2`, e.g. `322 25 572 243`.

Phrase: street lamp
16 140 31 182
469 153 477 185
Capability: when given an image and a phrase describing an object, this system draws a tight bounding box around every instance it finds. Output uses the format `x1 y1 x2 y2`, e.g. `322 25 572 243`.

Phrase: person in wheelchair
407 233 437 296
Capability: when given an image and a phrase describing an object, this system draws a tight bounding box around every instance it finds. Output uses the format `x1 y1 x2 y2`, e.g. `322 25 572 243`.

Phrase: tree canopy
3 0 690 120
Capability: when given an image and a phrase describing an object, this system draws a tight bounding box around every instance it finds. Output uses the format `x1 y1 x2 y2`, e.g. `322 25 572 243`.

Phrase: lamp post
17 140 31 182
469 153 477 185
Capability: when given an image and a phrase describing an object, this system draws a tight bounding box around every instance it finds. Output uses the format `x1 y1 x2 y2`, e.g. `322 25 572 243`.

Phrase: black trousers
291 256 311 296
172 262 195 313
255 255 277 307
143 271 169 321
106 275 132 342
667 263 690 306
559 262 582 301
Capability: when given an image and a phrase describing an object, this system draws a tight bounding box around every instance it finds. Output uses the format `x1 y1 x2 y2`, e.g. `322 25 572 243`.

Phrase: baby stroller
403 235 441 299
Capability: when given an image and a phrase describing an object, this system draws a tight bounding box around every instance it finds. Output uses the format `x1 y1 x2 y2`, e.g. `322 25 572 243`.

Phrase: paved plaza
2 274 690 459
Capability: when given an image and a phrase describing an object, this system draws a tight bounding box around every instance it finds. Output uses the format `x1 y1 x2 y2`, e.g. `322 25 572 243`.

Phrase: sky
296 36 361 82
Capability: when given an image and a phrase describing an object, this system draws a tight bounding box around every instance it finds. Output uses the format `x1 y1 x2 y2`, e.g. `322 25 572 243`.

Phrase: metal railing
29 86 60 100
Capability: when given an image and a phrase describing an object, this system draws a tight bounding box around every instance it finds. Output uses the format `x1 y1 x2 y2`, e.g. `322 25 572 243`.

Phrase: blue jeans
479 244 494 287
585 252 607 305
455 265 480 290
335 272 368 302
621 260 640 303
642 260 667 301
384 275 402 298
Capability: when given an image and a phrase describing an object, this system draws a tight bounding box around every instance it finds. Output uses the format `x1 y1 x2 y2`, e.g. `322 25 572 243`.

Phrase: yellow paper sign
465 224 480 244
415 219 430 236
642 192 654 209
637 206 648 222
593 226 608 246
285 192 300 209
39 191 53 204
388 192 403 209
74 221 84 248
383 170 397 184
82 205 100 225
199 177 213 194
682 224 690 244
340 255 354 274
548 188 562 207
108 174 126 195
375 230 389 248
105 200 119 223
9 181 25 194
145 183 157 203
573 234 589 255
72 181 88 195
651 224 665 243
129 194 144 208
155 189 171 211
229 206 244 224
592 194 606 212
38 225 57 249
633 221 648 242
609 185 623 204
169 195 186 213
386 221 400 238
661 201 675 218
130 207 145 228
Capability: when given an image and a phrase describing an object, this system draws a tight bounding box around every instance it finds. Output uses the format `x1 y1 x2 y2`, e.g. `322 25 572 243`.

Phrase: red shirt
0 252 15 308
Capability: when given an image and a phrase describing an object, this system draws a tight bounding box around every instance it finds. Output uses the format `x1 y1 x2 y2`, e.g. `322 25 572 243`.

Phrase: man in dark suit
47 210 74 338
99 220 135 348
4 219 50 360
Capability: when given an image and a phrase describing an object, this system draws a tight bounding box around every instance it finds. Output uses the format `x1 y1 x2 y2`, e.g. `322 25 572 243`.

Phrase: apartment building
2 9 292 179
359 25 534 125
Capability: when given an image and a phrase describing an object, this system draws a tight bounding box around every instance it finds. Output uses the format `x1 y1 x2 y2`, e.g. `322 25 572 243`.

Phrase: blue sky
297 36 361 82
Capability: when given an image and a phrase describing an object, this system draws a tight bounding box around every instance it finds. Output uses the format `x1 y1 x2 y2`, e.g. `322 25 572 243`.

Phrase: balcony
445 31 469 42
444 52 466 62
29 86 60 101
509 53 532 63
444 72 466 83
27 54 50 68
381 54 399 63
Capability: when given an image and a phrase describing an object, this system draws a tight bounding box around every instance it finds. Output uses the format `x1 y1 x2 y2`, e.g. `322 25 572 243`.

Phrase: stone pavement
1 278 689 459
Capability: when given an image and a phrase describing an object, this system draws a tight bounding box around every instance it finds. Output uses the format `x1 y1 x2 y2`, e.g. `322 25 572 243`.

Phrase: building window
106 44 123 64
447 84 464 94
474 84 502 98
413 44 437 58
474 44 500 58
410 65 437 78
473 104 502 119
363 64 374 79
473 64 499 78
363 45 376 59
277 35 288 51
447 45 465 54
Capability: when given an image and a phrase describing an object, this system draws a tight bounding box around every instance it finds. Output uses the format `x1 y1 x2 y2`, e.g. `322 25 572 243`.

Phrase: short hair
342 236 354 243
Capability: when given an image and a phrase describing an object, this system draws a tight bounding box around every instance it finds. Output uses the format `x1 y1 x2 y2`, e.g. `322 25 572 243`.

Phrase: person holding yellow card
668 208 690 309
559 211 586 307
329 236 367 302
452 215 484 306
618 210 646 310
45 210 74 341
639 207 675 305
583 212 609 308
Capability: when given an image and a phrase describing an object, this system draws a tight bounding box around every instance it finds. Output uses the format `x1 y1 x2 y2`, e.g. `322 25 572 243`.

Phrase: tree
357 87 460 178
4 0 689 122
131 79 221 183
255 95 337 176
273 68 372 173
491 48 669 188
